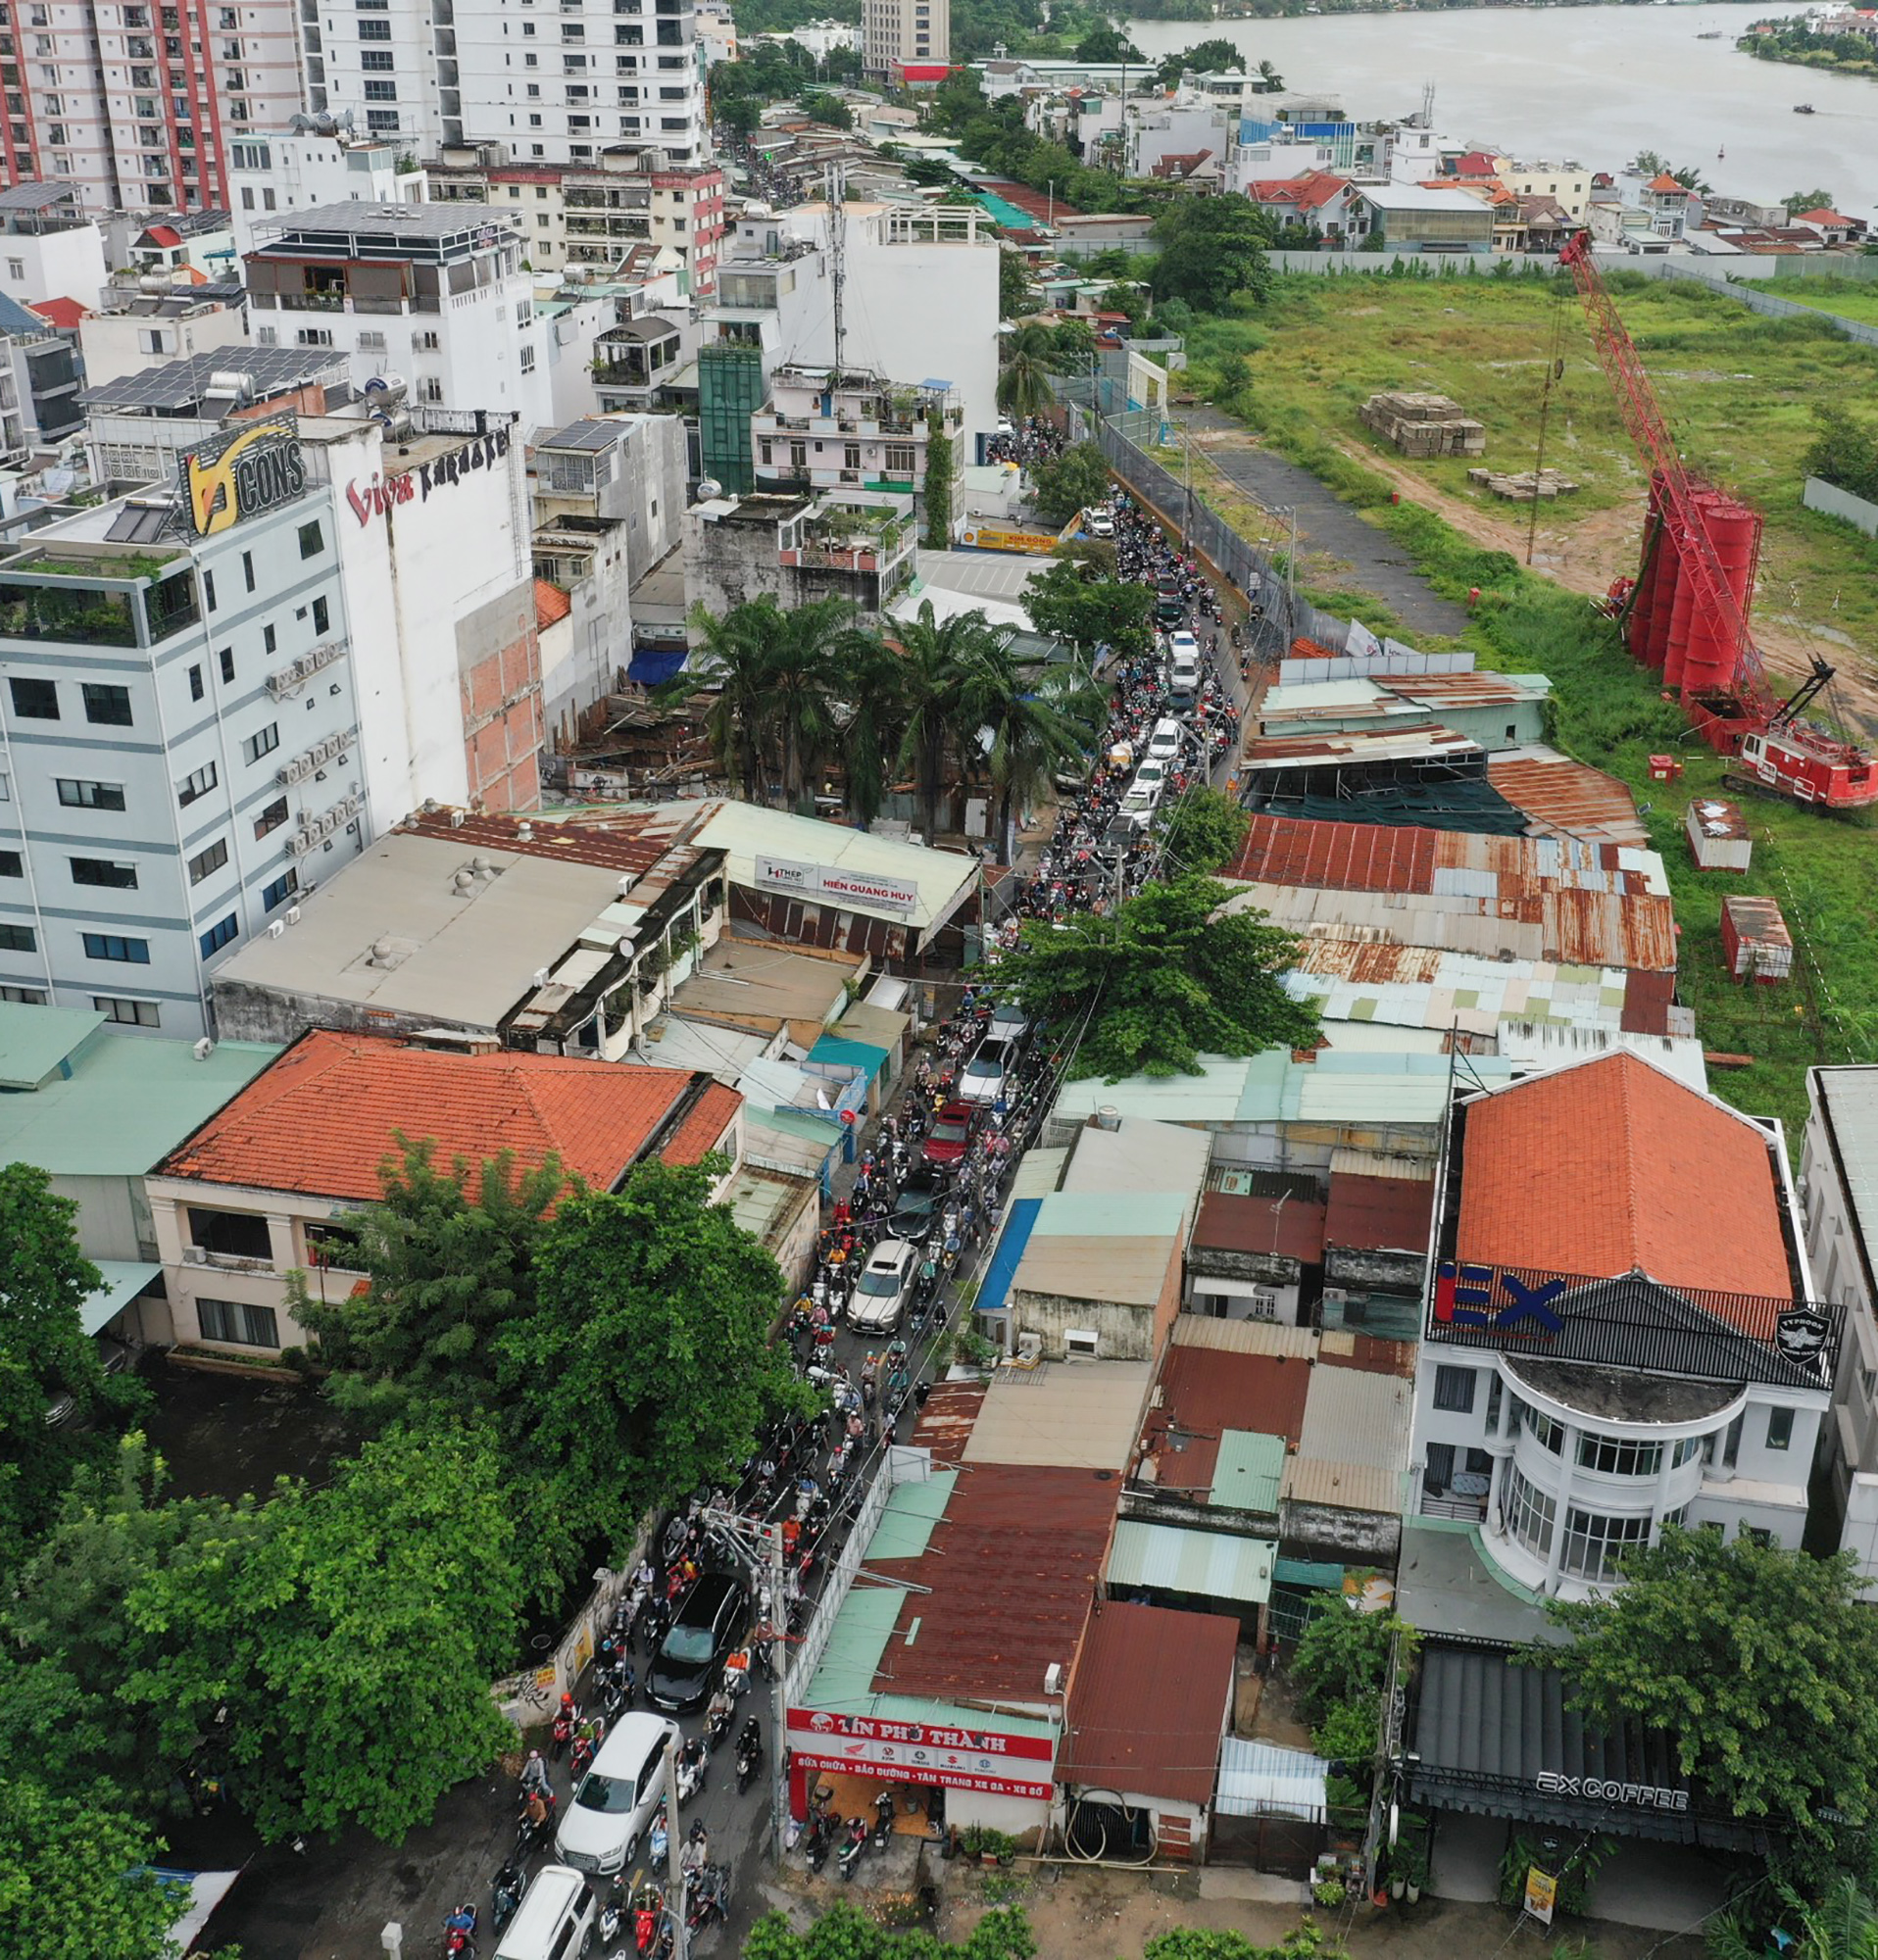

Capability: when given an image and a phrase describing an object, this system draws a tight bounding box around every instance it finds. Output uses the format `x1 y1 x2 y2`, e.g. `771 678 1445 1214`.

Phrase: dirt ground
939 1864 1705 1960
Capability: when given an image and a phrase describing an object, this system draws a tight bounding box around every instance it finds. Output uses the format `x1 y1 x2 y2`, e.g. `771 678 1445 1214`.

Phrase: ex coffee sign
347 424 513 529
755 855 918 919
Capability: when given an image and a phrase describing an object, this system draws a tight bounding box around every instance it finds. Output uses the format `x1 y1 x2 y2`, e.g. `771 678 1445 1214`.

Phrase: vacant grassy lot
1742 276 1878 329
1185 269 1878 658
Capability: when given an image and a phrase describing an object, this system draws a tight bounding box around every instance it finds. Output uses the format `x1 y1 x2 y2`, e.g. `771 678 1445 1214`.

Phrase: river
1122 5 1878 220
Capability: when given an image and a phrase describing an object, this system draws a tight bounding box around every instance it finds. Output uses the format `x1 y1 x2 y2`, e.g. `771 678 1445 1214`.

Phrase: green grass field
1743 276 1878 329
1155 275 1878 1140
1185 269 1878 657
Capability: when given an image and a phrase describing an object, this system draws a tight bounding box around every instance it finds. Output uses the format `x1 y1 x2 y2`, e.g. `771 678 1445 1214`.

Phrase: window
364 77 396 100
196 1297 279 1348
254 796 288 840
1741 1524 1775 1548
94 995 159 1026
83 933 149 963
843 442 861 470
1522 1404 1566 1454
358 16 390 35
9 676 56 719
1503 1463 1556 1558
1767 1405 1795 1451
198 912 238 957
222 644 238 679
177 760 218 807
519 345 535 372
262 867 298 911
71 857 137 890
203 567 218 611
0 851 18 877
1576 1433 1663 1478
241 551 255 594
1559 1506 1652 1583
312 595 329 635
361 47 393 68
241 722 279 764
0 985 46 1004
883 442 915 475
81 682 132 725
304 1216 364 1269
57 779 126 811
297 518 324 560
188 838 228 884
0 921 34 953
188 663 204 702
1432 1365 1476 1414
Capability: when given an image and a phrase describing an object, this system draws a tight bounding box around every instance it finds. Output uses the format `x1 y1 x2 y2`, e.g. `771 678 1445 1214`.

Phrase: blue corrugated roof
977 1196 1041 1316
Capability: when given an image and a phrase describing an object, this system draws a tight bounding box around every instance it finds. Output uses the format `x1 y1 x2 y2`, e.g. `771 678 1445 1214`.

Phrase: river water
1123 4 1878 220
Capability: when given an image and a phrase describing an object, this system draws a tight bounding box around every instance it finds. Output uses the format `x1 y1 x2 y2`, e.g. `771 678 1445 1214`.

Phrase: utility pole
663 1732 689 1960
1285 505 1298 624
764 1518 789 1859
1181 421 1194 549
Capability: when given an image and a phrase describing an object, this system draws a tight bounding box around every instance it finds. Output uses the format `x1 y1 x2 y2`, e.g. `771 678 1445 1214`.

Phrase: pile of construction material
1467 466 1579 502
1359 391 1486 459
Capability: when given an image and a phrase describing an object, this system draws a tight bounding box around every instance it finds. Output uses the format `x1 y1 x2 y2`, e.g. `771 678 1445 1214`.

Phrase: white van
494 1865 597 1960
1146 718 1183 764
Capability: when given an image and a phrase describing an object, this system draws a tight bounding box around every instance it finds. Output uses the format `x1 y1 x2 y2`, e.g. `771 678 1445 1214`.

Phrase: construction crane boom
1558 233 1770 714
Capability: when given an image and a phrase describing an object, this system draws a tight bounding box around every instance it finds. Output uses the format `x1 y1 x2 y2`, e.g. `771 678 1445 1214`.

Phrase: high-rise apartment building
304 0 705 170
0 0 305 213
861 0 946 82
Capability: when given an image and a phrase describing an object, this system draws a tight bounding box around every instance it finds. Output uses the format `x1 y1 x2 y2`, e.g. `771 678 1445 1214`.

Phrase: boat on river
1794 102 1816 114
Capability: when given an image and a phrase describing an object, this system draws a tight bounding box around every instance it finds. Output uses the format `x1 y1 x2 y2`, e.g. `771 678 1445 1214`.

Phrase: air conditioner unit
284 906 302 925
289 830 316 856
182 1246 208 1264
268 919 285 938
1063 1328 1100 1359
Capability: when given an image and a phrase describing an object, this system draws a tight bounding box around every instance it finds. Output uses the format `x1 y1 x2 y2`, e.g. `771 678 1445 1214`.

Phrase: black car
647 1573 750 1712
888 1164 944 1245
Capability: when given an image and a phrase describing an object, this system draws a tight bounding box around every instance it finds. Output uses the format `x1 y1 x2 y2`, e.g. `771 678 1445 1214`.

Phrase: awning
1408 1642 1761 1850
81 1259 162 1336
976 1197 1042 1318
1273 1556 1347 1591
807 1033 888 1083
627 646 688 686
1109 1521 1275 1605
1216 1739 1328 1822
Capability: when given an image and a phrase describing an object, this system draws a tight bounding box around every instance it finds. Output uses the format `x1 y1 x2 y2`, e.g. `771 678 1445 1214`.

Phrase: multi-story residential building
1801 1065 1878 1595
304 0 706 171
1501 159 1590 221
686 485 914 620
76 287 248 392
1410 1050 1836 1597
862 0 947 80
0 0 304 215
751 366 961 525
225 124 431 256
426 142 722 293
0 289 79 448
0 416 371 1038
241 200 555 431
0 183 108 311
529 411 684 745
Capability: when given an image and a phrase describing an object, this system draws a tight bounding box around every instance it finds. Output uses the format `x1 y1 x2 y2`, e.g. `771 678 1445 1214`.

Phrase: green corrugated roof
1030 1190 1190 1240
1109 1520 1275 1603
1273 1556 1348 1591
0 1017 280 1176
799 1582 904 1710
80 1259 162 1335
1210 1430 1286 1512
0 1003 105 1090
808 1033 888 1081
865 1468 956 1562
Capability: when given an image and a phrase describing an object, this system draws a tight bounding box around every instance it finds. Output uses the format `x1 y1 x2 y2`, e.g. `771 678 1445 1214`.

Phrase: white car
556 1711 681 1877
986 1005 1030 1048
959 1037 1015 1106
1132 760 1168 798
1166 629 1200 662
1086 507 1114 539
1146 718 1184 764
1120 783 1161 825
848 1239 917 1334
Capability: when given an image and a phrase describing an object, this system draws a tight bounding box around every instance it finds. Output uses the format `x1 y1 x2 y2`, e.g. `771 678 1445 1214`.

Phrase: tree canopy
1784 187 1838 219
1072 23 1142 62
0 1777 189 1960
1151 198 1275 313
1804 407 1878 504
1544 1527 1878 1862
1029 442 1112 526
1024 559 1153 662
1159 785 1251 874
991 875 1320 1080
1154 36 1240 83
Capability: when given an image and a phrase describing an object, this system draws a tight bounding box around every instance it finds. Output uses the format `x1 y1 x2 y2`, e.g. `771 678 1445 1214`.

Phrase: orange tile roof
1458 1051 1791 1299
27 296 86 329
1646 172 1687 195
159 1029 731 1202
534 577 572 629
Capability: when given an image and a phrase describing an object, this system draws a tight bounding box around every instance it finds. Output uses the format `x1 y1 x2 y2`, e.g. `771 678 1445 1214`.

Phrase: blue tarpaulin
627 646 688 686
977 1197 1042 1318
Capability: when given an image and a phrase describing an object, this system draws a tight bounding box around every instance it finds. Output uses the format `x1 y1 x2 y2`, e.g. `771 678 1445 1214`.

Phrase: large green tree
959 635 1101 858
746 1902 1040 1960
997 320 1068 421
0 1161 143 1582
889 601 1004 843
289 1140 565 1432
1155 36 1240 84
1073 23 1142 63
1544 1527 1878 1863
1029 442 1112 526
0 1777 188 1960
500 1159 803 1579
1023 559 1153 662
1150 197 1274 313
992 875 1318 1079
1160 785 1250 874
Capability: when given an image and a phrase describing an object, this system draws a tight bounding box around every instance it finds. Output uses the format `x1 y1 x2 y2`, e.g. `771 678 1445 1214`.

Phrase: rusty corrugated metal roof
1324 1169 1435 1256
1487 749 1646 848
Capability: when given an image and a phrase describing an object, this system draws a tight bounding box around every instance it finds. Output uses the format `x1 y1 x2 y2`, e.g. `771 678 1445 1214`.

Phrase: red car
920 1099 977 1167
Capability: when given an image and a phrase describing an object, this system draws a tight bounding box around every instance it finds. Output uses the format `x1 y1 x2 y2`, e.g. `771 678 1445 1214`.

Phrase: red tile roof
1324 1170 1433 1256
159 1029 730 1202
1457 1051 1791 1299
660 1081 742 1164
1793 208 1854 226
1061 1601 1237 1804
1453 150 1500 177
27 296 85 329
534 576 572 629
1645 173 1688 195
140 222 184 246
868 1463 1116 1702
1249 171 1346 213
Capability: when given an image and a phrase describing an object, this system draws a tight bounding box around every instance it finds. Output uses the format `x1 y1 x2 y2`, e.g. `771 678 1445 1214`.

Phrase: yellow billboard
184 416 308 537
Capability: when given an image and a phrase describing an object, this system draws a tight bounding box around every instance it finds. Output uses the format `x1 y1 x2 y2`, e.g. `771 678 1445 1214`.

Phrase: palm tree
834 631 905 829
762 596 866 812
997 322 1062 421
684 601 773 803
963 638 1103 862
888 602 1002 844
1257 58 1284 91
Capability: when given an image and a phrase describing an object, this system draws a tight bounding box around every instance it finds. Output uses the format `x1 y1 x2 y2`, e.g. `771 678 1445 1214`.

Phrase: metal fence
1653 263 1878 348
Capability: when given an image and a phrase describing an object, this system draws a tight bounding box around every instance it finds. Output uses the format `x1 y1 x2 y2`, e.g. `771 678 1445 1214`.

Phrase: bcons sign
185 417 308 537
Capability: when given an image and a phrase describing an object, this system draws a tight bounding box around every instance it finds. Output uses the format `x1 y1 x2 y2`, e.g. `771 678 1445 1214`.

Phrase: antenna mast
828 163 847 378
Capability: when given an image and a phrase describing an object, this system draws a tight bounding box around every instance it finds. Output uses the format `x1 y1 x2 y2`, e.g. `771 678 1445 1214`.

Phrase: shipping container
1685 798 1753 872
1720 894 1793 984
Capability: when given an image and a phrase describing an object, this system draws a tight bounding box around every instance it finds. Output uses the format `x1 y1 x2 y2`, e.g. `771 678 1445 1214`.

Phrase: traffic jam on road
460 492 1273 1960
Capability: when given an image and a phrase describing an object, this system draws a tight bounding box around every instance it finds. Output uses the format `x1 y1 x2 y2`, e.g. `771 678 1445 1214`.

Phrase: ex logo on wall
1434 1261 1567 1336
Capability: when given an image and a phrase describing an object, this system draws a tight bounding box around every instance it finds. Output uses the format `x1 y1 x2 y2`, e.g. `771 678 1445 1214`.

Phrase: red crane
1558 233 1878 810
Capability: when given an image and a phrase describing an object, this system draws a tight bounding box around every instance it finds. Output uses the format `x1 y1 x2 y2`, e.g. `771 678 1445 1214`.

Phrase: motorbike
838 1816 869 1883
680 1818 710 1879
489 1859 525 1935
596 1877 628 1954
632 1885 666 1960
735 1717 763 1794
676 1736 708 1804
704 1694 734 1752
805 1809 834 1873
442 1902 478 1959
686 1862 729 1933
516 1789 557 1859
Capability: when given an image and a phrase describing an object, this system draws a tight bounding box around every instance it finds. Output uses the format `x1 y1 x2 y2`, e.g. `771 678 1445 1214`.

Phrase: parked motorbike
873 1789 895 1851
838 1816 868 1883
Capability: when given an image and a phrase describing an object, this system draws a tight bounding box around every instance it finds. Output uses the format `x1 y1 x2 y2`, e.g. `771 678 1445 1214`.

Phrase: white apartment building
0 183 108 311
0 419 370 1039
753 366 960 508
77 290 248 391
1501 159 1590 220
226 124 432 257
305 0 706 170
0 0 304 214
1411 1051 1833 1599
862 0 946 79
1802 1066 1878 1595
241 200 555 433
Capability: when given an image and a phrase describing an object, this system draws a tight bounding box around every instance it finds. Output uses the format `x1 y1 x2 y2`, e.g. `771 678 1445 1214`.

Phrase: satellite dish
43 468 74 495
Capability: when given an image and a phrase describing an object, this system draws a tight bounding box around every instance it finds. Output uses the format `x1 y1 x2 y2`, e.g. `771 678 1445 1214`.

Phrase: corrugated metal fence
1654 263 1878 347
